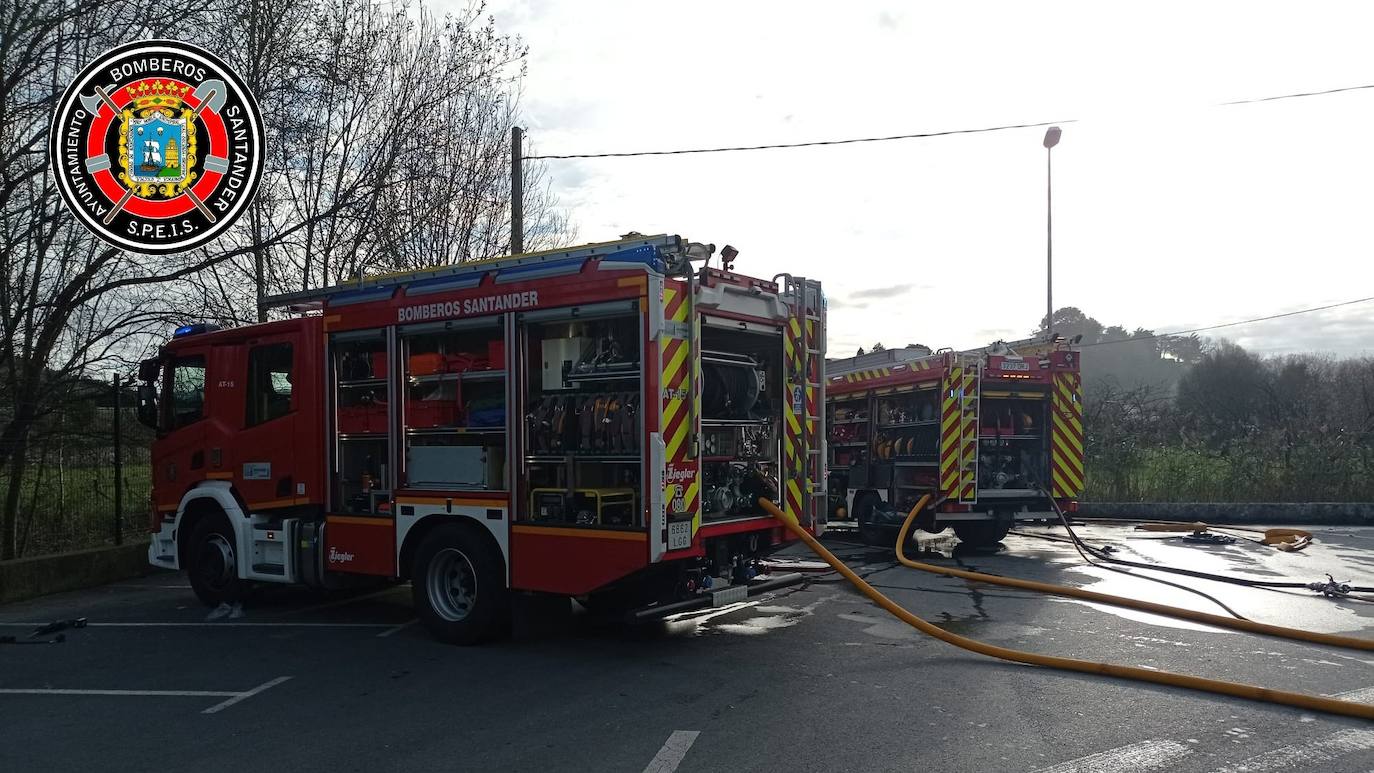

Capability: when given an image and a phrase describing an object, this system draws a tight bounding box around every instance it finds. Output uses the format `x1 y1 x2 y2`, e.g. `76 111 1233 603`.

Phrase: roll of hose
702 360 762 419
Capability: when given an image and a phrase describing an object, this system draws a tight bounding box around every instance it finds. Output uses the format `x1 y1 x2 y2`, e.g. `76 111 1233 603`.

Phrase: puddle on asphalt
660 593 839 637
995 524 1374 636
1053 562 1370 635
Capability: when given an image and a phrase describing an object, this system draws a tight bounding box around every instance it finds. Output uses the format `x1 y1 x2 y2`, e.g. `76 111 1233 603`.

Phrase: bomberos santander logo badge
49 40 263 254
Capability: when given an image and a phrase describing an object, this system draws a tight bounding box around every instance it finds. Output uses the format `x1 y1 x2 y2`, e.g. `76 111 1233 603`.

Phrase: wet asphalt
2 523 1373 772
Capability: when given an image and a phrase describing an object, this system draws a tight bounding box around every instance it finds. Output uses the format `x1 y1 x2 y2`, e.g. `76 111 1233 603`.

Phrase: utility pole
511 126 524 255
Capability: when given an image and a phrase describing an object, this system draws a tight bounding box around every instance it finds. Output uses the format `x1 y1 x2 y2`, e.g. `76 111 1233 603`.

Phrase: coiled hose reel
701 351 764 420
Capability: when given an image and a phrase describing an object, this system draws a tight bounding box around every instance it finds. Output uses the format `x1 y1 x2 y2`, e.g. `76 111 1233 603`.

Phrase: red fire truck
138 235 826 643
825 338 1083 547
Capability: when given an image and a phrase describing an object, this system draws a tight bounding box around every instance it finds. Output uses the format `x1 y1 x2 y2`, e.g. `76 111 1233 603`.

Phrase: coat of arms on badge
118 80 197 198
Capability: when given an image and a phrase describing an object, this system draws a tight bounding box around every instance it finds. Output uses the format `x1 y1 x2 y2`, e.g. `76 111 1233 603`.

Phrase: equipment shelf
338 378 387 387
405 427 506 436
524 454 640 462
878 420 939 429
702 418 772 427
409 370 506 384
566 370 640 383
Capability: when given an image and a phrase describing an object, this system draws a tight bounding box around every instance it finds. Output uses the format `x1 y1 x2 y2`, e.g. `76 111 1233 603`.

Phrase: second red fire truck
138 235 825 643
825 339 1084 547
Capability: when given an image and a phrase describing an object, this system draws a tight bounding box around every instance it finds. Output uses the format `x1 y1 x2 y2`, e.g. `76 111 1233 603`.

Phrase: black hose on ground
1036 487 1374 594
1010 529 1250 619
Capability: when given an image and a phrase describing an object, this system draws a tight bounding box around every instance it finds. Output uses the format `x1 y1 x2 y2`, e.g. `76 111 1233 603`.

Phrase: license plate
1000 360 1030 371
668 520 692 550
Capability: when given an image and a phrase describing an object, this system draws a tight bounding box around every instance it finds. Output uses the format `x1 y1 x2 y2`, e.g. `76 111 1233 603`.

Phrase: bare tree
0 0 570 556
186 0 573 323
0 0 226 557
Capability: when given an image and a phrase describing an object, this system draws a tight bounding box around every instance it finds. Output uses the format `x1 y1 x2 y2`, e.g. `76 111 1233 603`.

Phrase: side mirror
136 383 159 430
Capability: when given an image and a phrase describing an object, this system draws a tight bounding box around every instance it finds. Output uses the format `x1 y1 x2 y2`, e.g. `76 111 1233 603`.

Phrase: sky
475 0 1374 359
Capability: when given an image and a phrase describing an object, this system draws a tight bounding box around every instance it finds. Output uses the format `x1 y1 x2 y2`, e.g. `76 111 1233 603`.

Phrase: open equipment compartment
330 328 391 515
518 300 643 528
698 322 783 522
399 315 507 491
977 387 1050 494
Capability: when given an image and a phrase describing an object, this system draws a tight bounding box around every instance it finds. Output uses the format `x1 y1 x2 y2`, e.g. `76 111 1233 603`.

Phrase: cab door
233 334 300 511
152 350 212 512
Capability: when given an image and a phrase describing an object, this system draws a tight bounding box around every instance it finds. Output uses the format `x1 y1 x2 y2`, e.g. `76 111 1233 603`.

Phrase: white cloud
471 0 1374 357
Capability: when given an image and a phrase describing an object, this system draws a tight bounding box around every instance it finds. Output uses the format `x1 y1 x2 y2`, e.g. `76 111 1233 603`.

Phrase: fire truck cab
825 338 1083 547
138 235 825 643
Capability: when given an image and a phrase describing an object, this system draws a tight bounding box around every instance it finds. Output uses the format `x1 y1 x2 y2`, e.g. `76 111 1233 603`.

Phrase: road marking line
0 622 394 628
376 619 418 638
1205 729 1374 772
263 586 406 619
642 730 700 773
0 688 238 697
202 676 292 714
1033 740 1191 773
1331 685 1374 704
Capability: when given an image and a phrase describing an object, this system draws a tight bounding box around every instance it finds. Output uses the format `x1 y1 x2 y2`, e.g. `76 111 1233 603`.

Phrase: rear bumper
876 498 1076 526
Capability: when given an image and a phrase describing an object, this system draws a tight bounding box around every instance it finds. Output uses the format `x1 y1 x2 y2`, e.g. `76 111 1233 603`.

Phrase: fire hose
1031 490 1374 596
759 496 1374 722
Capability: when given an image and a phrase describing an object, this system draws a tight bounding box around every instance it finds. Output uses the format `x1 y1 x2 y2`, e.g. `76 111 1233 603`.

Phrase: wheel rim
196 533 235 591
427 548 478 622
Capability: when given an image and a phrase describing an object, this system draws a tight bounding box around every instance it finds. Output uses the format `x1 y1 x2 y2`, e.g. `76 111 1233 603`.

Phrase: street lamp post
1043 125 1061 338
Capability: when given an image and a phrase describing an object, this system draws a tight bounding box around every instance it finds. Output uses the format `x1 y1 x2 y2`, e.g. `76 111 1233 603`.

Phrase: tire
853 492 886 547
186 514 247 607
412 523 507 645
952 519 1012 548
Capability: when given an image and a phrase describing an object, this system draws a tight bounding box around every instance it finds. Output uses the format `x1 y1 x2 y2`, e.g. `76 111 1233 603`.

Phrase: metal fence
2 381 153 559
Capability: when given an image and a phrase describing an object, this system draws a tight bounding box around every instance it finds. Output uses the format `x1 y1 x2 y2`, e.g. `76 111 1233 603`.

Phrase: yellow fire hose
759 497 1374 722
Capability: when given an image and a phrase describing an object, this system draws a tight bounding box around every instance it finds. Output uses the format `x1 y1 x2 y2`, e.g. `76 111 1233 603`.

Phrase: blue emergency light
173 323 220 338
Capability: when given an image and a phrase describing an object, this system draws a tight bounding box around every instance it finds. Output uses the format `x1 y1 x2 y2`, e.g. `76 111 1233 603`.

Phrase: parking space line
376 619 418 638
0 688 238 698
201 676 292 714
0 676 291 715
1205 729 1374 773
1032 740 1191 773
262 586 407 619
1331 685 1374 703
0 622 395 629
642 730 700 773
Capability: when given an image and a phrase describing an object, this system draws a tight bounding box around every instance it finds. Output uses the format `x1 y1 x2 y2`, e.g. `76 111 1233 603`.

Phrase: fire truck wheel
952 519 1012 549
853 492 885 547
187 515 246 606
412 524 507 645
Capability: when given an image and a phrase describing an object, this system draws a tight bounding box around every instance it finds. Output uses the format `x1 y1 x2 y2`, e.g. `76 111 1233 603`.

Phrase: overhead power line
525 81 1374 161
1220 82 1374 106
524 120 1073 160
1079 295 1374 348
